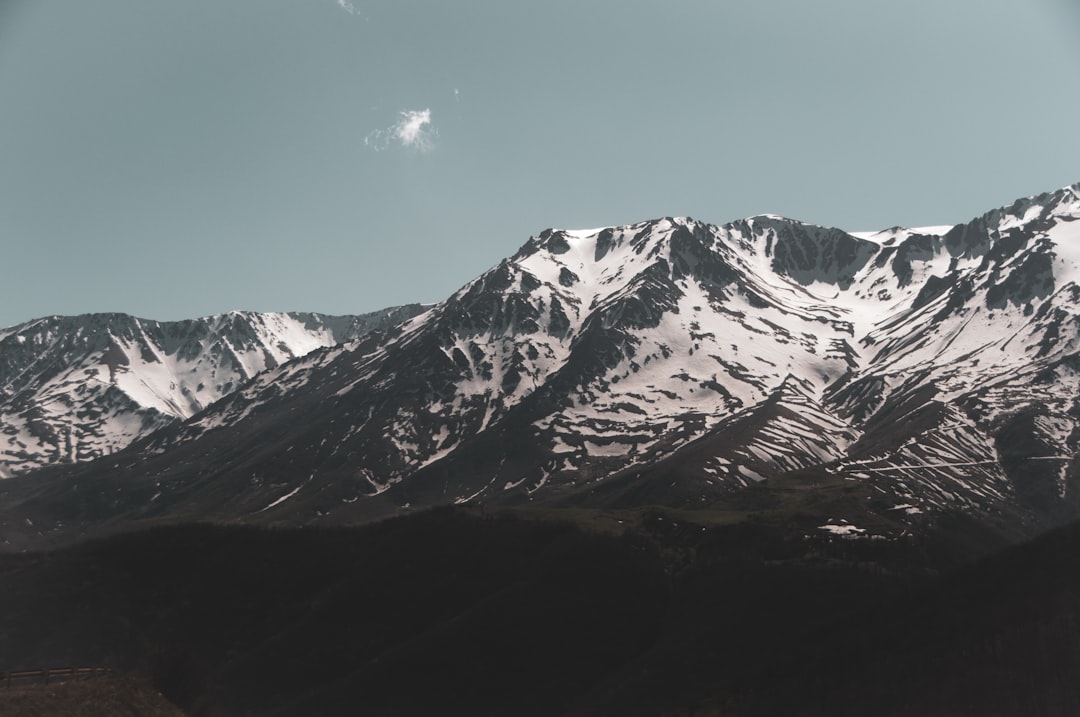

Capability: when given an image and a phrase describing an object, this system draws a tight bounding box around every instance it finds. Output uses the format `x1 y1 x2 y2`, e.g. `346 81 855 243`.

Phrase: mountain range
1 183 1079 549
0 307 425 478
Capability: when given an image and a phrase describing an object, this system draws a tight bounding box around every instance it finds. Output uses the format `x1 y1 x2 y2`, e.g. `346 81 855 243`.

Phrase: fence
1 667 111 687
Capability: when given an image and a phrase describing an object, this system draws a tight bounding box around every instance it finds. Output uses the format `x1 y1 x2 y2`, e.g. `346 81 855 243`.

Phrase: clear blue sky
2 0 1078 328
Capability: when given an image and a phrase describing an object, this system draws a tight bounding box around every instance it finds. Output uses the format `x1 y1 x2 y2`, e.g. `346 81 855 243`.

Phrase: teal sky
2 0 1078 328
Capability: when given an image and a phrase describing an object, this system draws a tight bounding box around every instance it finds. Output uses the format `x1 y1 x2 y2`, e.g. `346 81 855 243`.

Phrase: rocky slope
0 306 425 477
2 183 1079 547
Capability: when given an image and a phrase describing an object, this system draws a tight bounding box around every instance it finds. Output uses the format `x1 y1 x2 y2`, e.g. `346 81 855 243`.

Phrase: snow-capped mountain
0 307 425 477
3 183 1079 546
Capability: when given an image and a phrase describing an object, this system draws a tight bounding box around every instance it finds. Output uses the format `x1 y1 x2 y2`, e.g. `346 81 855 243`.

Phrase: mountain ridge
0 306 427 478
1 182 1079 549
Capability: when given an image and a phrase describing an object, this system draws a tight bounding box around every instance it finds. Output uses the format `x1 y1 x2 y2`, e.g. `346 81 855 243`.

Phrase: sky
1 0 1079 329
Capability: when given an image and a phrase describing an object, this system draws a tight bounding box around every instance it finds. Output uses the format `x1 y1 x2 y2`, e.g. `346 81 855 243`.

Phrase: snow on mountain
0 307 425 477
3 182 1080 546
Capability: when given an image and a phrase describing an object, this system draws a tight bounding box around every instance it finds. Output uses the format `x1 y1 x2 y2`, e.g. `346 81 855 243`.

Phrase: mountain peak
0 305 427 477
5 185 1080 550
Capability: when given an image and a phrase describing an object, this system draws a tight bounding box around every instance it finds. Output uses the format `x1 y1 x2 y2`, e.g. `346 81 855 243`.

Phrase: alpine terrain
2 183 1080 548
3 184 1080 717
0 306 425 478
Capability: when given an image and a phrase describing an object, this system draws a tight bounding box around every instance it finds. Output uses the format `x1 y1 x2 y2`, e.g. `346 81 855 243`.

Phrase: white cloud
336 0 357 14
395 108 432 148
364 109 436 152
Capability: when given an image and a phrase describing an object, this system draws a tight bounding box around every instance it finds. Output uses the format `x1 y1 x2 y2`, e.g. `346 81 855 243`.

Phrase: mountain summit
0 307 426 477
3 183 1079 547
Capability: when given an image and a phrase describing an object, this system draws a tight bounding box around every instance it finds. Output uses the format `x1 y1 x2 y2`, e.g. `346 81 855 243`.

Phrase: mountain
0 307 426 478
2 183 1079 549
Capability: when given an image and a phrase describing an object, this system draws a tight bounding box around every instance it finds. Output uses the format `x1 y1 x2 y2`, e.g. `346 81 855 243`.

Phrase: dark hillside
0 508 1078 715
0 509 668 716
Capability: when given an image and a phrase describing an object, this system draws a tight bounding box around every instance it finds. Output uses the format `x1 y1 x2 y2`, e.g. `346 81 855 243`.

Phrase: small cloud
336 0 357 14
364 109 436 152
395 109 433 148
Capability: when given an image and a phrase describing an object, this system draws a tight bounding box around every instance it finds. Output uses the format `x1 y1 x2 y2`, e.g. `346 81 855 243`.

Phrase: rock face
3 183 1080 546
0 306 426 477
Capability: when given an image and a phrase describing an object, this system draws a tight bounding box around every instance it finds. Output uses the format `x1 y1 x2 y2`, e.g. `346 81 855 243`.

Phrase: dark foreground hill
0 508 1078 716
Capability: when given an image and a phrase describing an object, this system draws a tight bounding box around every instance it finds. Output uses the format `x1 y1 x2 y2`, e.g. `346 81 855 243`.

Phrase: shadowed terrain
1 507 1078 716
0 673 186 716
